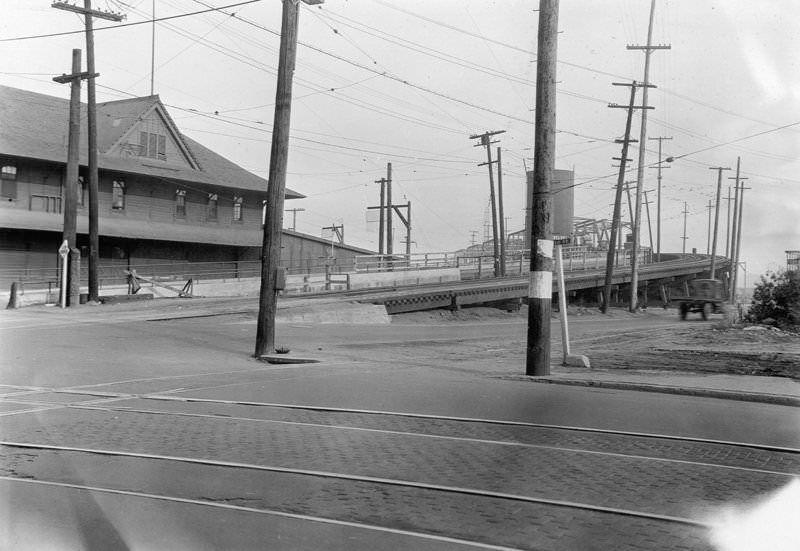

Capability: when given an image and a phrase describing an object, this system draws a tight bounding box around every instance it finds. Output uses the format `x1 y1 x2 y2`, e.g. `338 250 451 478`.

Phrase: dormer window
139 131 166 161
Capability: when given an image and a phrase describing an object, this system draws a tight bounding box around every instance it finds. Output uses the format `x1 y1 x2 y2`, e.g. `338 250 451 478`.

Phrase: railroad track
2 383 796 550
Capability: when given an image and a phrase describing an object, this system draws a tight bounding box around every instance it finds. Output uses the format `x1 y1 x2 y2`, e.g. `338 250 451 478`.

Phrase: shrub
745 270 800 328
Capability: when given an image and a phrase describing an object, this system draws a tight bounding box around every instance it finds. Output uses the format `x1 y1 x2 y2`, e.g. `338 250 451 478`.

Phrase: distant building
0 85 371 286
787 250 799 272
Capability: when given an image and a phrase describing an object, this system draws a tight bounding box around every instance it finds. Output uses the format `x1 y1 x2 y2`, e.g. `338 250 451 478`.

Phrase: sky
1 0 798 282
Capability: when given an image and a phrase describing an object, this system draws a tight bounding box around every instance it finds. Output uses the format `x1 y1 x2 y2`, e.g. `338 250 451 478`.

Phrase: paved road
1 300 798 550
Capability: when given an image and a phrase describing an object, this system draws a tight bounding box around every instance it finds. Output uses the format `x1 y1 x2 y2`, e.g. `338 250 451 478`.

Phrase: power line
0 0 261 42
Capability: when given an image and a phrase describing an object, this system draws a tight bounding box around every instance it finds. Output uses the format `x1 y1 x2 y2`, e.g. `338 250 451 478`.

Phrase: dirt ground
392 305 800 380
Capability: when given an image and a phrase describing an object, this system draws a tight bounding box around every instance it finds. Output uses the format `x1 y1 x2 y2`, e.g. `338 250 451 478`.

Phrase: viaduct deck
356 255 731 314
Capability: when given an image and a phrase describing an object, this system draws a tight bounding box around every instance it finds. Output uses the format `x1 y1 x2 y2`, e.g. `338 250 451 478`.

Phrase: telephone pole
728 157 748 301
731 177 750 302
724 186 734 258
603 82 641 313
285 208 305 231
53 49 96 307
53 1 124 303
681 201 689 256
526 0 558 376
255 0 323 358
648 136 672 261
385 162 393 257
470 130 505 278
706 199 713 254
708 166 731 279
627 0 670 311
496 147 507 276
375 177 386 255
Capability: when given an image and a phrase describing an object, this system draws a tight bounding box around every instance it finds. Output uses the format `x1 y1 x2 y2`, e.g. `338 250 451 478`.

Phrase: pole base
563 354 591 368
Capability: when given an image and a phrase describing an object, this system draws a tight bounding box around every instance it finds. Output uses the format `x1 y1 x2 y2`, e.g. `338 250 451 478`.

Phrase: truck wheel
702 302 712 321
679 303 688 320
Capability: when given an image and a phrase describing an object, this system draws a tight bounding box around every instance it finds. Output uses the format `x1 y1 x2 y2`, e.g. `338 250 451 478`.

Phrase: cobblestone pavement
2 392 797 550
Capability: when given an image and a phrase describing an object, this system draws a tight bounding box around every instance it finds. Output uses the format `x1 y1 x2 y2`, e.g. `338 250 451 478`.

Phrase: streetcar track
57 402 799 477
140 394 800 454
0 475 520 551
0 441 713 529
3 386 798 454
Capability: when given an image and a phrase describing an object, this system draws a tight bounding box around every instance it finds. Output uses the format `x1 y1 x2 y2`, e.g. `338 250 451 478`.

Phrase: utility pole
496 147 507 276
470 130 505 278
708 166 731 280
53 1 124 303
603 81 649 314
385 162 393 257
627 0 670 312
375 177 386 255
469 230 478 246
728 157 748 301
526 0 558 376
285 208 304 231
53 49 95 307
255 0 323 358
643 189 654 253
681 201 689 256
706 199 713 254
322 224 344 243
392 202 412 257
731 179 750 302
648 136 672 262
724 186 734 258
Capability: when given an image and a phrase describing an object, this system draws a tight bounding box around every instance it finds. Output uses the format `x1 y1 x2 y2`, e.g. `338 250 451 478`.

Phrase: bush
745 270 800 328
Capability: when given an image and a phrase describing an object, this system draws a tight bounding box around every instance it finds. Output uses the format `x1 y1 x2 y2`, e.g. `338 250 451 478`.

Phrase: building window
139 131 167 161
233 195 243 222
175 189 186 217
1 165 17 200
207 193 218 220
77 176 85 207
112 180 126 211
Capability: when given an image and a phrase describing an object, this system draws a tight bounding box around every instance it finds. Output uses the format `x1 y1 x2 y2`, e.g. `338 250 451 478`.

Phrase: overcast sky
2 1 798 280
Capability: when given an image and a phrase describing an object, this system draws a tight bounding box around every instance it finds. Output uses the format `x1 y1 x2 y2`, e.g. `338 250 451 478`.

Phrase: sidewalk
3 295 798 407
523 368 800 407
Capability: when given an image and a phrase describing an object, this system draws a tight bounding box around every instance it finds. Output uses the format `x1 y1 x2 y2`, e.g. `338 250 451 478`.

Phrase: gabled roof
0 85 303 199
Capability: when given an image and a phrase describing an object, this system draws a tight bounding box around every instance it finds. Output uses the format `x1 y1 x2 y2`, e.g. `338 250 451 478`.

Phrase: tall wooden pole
84 0 100 302
485 144 500 277
255 0 302 357
386 162 393 256
732 181 747 301
64 49 82 307
627 0 669 311
602 83 638 314
53 2 122 302
496 146 506 277
377 177 385 255
526 0 558 376
708 166 731 279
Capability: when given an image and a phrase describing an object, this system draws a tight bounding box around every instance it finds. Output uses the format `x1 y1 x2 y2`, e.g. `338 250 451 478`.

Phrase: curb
518 377 800 407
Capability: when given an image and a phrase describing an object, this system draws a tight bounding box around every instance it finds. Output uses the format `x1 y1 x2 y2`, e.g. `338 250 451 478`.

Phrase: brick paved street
2 301 798 550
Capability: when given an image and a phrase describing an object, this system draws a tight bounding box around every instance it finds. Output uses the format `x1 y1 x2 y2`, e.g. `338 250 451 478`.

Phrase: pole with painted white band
526 0 559 376
58 240 69 309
